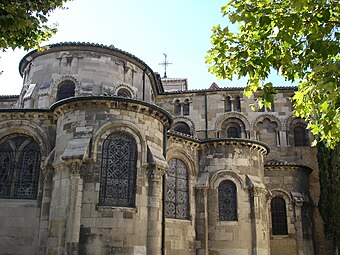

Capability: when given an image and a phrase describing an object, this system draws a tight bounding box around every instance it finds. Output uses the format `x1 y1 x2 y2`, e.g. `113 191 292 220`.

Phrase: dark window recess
294 125 309 146
225 96 231 112
227 127 240 138
165 159 189 219
234 96 241 112
174 100 181 115
218 180 238 221
57 80 75 101
271 197 288 235
174 122 191 135
0 135 40 199
117 88 132 98
99 133 137 207
183 99 190 115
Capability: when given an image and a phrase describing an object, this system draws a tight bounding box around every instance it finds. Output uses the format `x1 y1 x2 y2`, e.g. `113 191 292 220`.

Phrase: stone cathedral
0 42 331 255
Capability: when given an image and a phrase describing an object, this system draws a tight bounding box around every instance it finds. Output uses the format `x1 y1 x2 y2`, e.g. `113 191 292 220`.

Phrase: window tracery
218 180 237 221
165 158 189 219
0 135 40 199
99 132 137 207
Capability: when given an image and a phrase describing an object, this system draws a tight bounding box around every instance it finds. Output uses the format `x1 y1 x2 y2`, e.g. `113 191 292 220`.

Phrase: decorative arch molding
0 120 50 159
210 170 245 190
114 82 137 99
286 116 307 132
252 114 283 131
172 116 195 134
92 121 146 164
166 147 195 175
285 116 310 146
215 112 250 131
50 75 80 98
269 188 292 206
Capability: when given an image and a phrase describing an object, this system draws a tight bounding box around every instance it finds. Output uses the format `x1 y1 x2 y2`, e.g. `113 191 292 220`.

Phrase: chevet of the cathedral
0 42 331 255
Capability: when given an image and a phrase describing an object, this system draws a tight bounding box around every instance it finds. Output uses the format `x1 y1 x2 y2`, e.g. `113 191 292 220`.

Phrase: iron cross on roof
159 53 172 78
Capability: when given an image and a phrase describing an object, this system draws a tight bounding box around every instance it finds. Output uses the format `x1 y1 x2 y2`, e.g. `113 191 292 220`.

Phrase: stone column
147 165 166 255
65 161 84 255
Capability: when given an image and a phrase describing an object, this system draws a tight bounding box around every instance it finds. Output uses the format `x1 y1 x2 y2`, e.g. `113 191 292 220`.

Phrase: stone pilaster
147 165 166 255
38 164 54 255
65 161 84 255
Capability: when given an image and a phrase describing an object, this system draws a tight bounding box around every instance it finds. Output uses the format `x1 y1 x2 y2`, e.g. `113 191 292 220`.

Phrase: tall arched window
57 80 75 101
99 132 137 207
183 99 190 115
271 197 288 235
0 135 40 199
173 122 191 135
174 100 181 116
225 96 232 112
165 159 189 219
218 180 237 221
294 124 309 146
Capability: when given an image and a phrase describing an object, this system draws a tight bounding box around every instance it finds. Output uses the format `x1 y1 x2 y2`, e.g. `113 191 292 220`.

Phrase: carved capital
148 165 166 181
66 161 83 176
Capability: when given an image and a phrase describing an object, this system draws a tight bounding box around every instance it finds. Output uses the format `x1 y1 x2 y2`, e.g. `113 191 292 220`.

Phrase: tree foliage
206 0 340 148
317 142 340 252
0 0 70 51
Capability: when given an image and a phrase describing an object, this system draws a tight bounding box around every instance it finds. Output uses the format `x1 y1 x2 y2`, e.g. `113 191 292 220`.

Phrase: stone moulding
167 132 269 155
50 96 173 129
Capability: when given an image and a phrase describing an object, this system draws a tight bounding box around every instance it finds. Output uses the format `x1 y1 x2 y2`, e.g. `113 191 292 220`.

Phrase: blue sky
0 0 292 95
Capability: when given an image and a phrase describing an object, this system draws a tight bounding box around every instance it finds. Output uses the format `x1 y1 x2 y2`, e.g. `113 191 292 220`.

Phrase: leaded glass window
218 180 238 221
165 159 189 219
99 133 137 207
0 135 41 199
57 80 75 101
271 197 288 235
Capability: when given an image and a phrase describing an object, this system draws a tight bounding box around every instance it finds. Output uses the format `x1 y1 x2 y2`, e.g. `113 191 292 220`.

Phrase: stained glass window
218 180 238 221
57 80 75 101
165 159 189 219
0 135 41 199
271 197 288 235
99 133 137 207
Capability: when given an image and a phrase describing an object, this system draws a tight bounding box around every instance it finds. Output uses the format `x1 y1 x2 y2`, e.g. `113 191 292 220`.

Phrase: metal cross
159 53 172 78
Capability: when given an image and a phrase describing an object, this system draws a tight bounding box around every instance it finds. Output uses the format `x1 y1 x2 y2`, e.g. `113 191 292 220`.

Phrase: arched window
174 100 181 116
165 159 189 219
183 99 190 115
0 135 40 199
57 80 75 101
173 122 191 135
234 96 241 112
271 197 288 235
117 88 132 98
218 180 237 221
225 96 232 112
294 125 309 146
99 132 137 207
227 126 240 138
